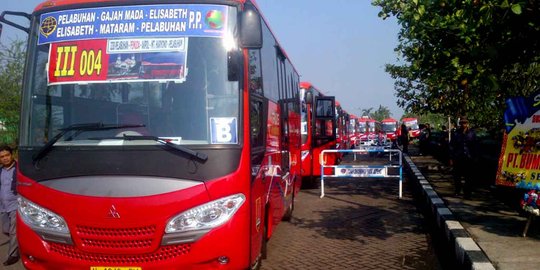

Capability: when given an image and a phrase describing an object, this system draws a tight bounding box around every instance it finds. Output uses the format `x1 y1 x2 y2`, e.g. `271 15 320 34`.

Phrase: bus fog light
18 196 69 235
166 194 245 233
217 256 229 264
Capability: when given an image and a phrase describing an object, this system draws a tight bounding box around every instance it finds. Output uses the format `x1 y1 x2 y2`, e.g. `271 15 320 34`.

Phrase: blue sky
1 0 403 118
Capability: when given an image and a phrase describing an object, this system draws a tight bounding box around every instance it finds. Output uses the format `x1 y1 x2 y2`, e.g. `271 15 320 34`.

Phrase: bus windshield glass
382 122 396 132
404 120 419 130
367 122 376 132
21 4 239 147
358 122 367 133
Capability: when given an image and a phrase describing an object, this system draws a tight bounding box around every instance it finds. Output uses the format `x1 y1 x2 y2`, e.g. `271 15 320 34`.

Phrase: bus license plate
91 267 141 270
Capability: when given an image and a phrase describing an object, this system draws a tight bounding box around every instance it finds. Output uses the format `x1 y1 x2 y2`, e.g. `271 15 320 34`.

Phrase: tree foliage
371 105 392 121
360 107 374 117
402 111 449 129
0 40 25 145
359 105 392 121
372 0 540 129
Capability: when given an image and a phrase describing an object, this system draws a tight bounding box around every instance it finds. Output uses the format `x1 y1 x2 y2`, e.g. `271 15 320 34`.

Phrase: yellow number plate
91 267 141 270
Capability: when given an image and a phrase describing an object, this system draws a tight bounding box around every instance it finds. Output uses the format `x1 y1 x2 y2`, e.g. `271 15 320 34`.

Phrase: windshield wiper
32 123 145 163
86 134 208 162
119 135 208 162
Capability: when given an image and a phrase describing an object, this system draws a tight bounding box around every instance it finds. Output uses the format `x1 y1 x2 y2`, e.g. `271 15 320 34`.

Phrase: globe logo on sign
40 16 57 37
205 10 224 29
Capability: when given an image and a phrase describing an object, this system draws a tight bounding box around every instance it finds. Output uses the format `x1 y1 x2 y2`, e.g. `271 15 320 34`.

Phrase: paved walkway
0 234 23 270
263 152 441 270
407 149 540 270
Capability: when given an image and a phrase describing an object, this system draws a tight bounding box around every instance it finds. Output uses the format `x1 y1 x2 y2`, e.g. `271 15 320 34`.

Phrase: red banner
48 39 109 84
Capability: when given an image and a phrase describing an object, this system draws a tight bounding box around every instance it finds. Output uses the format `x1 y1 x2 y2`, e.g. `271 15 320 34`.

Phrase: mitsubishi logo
107 205 121 219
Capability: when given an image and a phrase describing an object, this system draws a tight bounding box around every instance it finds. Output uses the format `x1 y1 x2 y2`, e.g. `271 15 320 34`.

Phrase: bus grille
76 225 156 250
49 242 191 264
77 225 156 237
80 238 153 249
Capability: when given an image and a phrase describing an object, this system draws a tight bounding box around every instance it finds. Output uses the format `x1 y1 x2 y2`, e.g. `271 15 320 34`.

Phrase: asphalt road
261 153 442 270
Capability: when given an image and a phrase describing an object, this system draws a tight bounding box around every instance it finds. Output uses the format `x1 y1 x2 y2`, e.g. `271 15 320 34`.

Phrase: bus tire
251 209 268 270
301 176 317 189
262 207 269 259
250 252 262 270
282 186 295 222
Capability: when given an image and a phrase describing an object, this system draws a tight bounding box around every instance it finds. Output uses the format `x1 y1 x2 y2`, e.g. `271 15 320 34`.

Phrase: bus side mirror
304 90 313 104
0 11 32 35
239 4 262 49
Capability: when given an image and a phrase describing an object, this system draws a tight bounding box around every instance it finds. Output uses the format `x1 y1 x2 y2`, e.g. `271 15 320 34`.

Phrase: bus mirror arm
0 11 31 36
227 50 241 81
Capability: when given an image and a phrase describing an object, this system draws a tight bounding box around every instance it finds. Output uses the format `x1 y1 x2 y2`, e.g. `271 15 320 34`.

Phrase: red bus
368 119 384 145
2 1 303 269
348 114 360 147
401 117 421 139
358 117 381 146
341 109 355 150
335 102 349 150
357 116 370 145
299 82 336 187
381 118 399 142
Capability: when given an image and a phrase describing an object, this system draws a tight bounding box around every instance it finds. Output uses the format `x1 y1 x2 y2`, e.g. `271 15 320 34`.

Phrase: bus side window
316 99 333 118
251 98 264 147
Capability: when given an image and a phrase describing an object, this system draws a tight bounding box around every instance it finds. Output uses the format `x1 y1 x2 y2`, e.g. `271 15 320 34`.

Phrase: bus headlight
166 194 245 233
18 196 69 235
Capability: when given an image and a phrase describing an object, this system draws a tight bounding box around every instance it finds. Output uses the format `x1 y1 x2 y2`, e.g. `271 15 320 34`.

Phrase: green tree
372 0 540 129
402 111 448 129
0 40 25 145
370 105 392 121
359 107 373 117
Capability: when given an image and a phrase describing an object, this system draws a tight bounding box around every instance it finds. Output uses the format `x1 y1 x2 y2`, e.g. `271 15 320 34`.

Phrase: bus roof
34 0 247 11
381 118 398 123
299 82 316 91
299 82 328 97
401 117 418 122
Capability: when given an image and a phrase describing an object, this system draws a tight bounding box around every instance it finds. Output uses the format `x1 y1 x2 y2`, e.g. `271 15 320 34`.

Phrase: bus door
279 98 297 207
279 99 291 176
313 96 336 145
313 96 336 173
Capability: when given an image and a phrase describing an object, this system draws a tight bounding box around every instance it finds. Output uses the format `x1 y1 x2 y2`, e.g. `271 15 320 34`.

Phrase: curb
403 154 496 270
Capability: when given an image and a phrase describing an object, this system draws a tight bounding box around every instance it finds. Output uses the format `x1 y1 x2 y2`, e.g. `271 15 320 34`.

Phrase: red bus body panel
18 173 252 269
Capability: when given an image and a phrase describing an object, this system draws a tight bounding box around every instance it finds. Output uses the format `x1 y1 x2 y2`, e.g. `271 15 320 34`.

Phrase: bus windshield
21 4 239 147
382 122 396 132
404 120 419 130
358 122 367 133
367 122 376 132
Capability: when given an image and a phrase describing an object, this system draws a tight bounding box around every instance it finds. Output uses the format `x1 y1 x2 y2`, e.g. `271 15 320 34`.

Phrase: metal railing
319 147 403 198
